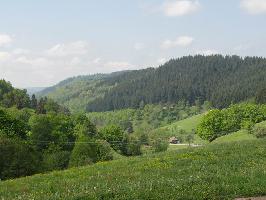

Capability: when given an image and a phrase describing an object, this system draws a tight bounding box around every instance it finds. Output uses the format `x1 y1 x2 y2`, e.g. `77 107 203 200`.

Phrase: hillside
150 113 207 144
37 74 116 112
1 140 266 200
38 55 266 112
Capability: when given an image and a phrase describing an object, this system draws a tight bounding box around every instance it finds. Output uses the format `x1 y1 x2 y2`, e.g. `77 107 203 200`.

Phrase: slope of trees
87 55 266 111
0 79 160 180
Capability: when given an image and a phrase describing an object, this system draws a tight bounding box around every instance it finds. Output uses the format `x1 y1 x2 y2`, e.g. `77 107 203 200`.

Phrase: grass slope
213 130 257 143
151 113 207 144
1 140 266 200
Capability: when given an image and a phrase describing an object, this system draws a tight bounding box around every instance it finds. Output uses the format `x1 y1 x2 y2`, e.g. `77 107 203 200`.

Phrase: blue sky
0 0 266 87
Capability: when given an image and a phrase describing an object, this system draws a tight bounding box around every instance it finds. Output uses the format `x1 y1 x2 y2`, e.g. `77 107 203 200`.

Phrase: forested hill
39 55 266 112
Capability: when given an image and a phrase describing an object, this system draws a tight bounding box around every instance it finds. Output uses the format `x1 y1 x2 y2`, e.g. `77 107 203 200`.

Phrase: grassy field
213 130 257 143
1 139 266 200
150 113 207 144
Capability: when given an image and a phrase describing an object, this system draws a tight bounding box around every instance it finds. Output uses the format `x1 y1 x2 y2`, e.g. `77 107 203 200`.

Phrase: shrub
99 125 124 152
0 135 40 180
154 139 169 153
95 139 113 162
122 135 142 156
42 145 71 171
253 126 266 138
69 135 97 167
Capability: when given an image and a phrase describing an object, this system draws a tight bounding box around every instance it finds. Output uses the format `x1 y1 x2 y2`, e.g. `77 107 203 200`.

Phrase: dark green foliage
139 133 149 145
86 55 266 111
255 88 266 104
197 103 266 141
95 139 113 162
69 134 97 167
0 136 40 180
154 138 169 152
123 136 142 156
0 79 30 109
42 145 71 171
29 114 75 152
186 134 194 145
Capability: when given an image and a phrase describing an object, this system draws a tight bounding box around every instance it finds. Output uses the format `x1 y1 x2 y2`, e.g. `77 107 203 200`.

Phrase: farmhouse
169 137 180 144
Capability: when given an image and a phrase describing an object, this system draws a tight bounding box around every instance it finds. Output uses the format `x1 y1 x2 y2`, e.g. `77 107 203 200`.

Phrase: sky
0 0 266 88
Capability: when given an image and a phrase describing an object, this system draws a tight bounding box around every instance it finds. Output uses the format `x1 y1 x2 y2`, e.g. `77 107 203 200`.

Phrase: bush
99 125 124 152
69 135 97 167
42 145 71 171
69 135 113 167
154 139 169 153
95 139 113 162
253 126 266 138
0 136 40 180
121 135 142 156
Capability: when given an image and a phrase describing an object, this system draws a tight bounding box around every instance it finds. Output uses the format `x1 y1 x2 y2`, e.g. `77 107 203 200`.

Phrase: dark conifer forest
86 55 266 111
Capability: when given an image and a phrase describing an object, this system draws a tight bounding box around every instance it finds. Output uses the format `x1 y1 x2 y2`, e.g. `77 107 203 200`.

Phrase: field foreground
0 140 266 200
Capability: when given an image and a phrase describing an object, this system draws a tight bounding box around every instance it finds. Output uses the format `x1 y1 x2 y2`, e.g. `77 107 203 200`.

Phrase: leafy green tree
99 125 124 151
0 109 28 139
69 134 97 167
0 135 40 180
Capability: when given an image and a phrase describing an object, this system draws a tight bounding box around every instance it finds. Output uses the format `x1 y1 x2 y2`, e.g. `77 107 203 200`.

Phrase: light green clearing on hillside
1 140 266 200
151 113 207 144
213 130 257 143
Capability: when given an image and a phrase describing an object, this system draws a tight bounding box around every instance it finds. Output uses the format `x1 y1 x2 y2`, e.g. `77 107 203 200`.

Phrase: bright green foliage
99 125 124 152
88 101 207 133
29 114 75 151
151 113 205 144
213 130 256 143
2 140 266 199
197 103 266 141
0 109 29 139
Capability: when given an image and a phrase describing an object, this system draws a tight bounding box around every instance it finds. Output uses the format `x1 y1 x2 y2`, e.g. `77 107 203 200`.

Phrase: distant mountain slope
39 55 266 112
37 72 127 112
26 87 46 95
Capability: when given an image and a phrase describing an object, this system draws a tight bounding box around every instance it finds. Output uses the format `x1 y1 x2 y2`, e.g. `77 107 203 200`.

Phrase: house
169 137 180 144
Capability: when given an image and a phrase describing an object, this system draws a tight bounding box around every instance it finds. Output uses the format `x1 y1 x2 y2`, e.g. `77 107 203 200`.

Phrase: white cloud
241 0 266 14
0 51 11 61
162 0 201 17
196 49 218 55
157 58 167 64
104 61 135 70
0 34 13 47
161 36 194 49
134 43 145 50
13 48 30 55
46 41 88 57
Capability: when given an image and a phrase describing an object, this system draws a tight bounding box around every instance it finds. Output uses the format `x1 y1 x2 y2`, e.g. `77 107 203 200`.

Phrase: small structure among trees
169 137 180 144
